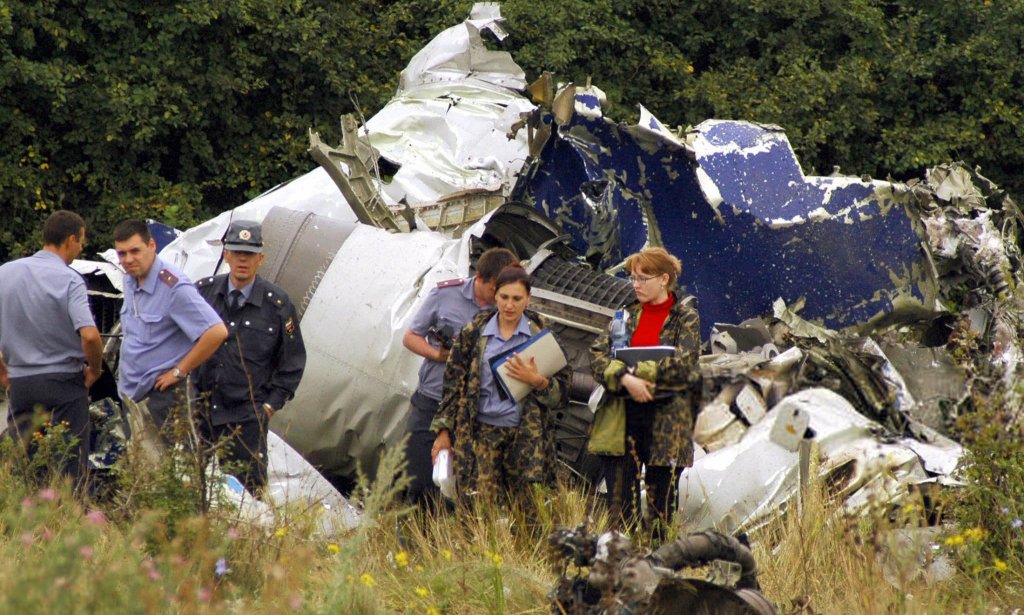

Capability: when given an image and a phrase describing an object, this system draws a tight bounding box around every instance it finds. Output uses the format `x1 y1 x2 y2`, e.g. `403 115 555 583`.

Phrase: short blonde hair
624 247 682 289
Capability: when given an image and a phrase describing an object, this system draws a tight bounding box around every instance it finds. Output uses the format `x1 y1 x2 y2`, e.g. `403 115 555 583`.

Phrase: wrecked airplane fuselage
151 4 966 497
160 202 627 481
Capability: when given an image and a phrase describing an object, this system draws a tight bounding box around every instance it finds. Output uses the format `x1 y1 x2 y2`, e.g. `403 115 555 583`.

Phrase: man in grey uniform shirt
113 219 227 462
0 210 103 488
401 247 517 505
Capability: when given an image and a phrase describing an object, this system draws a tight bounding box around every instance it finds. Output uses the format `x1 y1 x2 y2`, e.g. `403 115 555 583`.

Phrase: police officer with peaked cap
196 220 306 494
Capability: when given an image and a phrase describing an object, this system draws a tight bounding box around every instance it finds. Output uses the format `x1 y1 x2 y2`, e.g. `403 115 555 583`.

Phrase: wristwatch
172 367 187 379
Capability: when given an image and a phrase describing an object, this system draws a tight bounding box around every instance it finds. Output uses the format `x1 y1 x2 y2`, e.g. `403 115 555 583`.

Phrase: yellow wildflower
360 573 376 587
944 534 964 546
273 527 287 538
491 553 503 567
395 550 409 568
994 558 1008 572
415 586 429 597
327 543 340 555
964 527 985 542
415 565 424 572
441 549 453 561
426 608 441 615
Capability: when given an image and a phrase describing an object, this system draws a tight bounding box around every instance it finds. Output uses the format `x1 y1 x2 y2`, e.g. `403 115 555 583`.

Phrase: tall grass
1 430 1021 614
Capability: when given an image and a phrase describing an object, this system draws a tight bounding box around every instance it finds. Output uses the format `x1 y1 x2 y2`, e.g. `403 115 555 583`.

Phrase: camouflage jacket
589 294 701 466
431 309 570 492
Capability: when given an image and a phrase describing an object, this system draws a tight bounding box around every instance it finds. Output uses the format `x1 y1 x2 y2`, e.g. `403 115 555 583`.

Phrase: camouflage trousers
463 420 543 502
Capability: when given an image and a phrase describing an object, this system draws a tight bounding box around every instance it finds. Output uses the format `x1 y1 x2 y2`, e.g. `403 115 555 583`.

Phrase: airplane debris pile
15 3 1019 547
681 163 1024 532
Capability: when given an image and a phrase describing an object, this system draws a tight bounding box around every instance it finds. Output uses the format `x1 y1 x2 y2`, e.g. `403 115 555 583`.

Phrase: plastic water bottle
610 309 629 353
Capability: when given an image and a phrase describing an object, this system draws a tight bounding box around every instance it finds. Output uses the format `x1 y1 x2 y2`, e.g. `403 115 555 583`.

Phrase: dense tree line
3 0 1022 260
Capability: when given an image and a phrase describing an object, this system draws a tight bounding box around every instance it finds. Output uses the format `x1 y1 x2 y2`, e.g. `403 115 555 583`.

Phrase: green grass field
2 430 1022 615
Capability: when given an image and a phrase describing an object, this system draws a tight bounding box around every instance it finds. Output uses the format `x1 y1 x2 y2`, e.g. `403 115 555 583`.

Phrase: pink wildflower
21 532 34 547
143 558 162 581
39 488 57 501
85 510 107 528
79 545 94 560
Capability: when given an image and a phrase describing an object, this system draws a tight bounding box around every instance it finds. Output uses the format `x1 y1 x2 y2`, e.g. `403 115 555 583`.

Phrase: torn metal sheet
517 104 934 337
161 3 535 277
679 388 961 534
362 3 533 211
216 432 363 537
264 431 360 534
71 258 125 294
877 344 964 432
397 2 525 92
267 216 470 479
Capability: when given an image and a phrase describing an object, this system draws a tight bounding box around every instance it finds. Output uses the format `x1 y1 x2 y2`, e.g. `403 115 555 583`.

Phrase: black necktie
229 289 243 312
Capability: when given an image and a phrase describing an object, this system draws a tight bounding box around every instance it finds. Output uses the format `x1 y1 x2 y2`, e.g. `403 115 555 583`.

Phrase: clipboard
610 345 679 401
613 345 676 366
490 329 567 402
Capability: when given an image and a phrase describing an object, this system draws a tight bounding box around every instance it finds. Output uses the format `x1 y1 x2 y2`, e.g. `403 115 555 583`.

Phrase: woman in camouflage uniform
589 248 701 534
431 266 570 501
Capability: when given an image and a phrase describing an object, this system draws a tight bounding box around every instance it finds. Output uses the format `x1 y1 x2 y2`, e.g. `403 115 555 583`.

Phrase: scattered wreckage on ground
548 525 777 614
17 6 1023 598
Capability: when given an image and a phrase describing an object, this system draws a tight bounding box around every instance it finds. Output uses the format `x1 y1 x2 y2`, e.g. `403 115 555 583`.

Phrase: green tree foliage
3 0 1022 260
499 0 1024 190
0 0 457 260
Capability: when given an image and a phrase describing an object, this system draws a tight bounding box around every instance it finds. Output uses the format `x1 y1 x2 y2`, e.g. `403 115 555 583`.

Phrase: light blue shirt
477 313 533 427
229 278 255 304
0 250 95 377
409 276 484 401
118 256 223 401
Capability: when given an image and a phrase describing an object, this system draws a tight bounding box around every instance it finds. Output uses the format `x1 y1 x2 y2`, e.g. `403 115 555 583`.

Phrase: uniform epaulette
158 269 179 287
265 289 286 308
196 276 215 288
436 277 464 289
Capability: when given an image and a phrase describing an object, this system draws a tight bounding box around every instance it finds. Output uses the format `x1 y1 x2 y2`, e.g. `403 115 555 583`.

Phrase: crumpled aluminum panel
522 111 930 336
157 3 535 279
270 222 478 479
678 388 961 533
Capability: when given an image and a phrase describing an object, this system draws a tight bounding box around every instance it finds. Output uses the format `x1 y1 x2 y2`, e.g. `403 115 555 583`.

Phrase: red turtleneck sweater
631 294 674 347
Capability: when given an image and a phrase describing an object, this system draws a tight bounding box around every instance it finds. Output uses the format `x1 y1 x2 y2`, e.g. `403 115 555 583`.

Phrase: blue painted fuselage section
523 115 923 337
